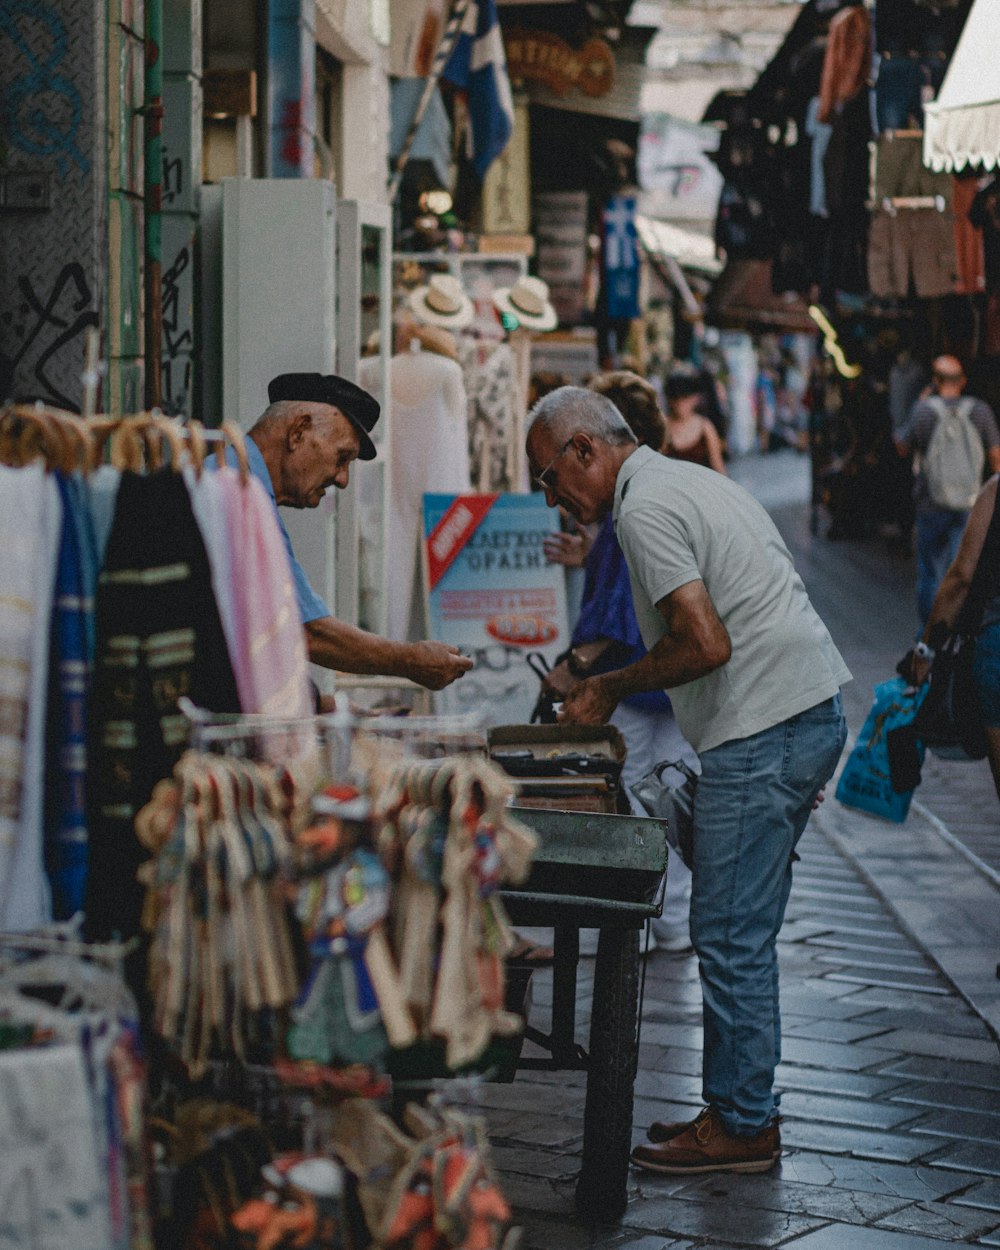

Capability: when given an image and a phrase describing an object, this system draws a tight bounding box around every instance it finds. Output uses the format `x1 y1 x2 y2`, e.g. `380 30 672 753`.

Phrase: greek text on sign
505 30 614 99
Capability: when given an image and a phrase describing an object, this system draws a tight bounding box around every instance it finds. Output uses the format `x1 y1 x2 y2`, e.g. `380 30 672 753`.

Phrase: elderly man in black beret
228 372 472 692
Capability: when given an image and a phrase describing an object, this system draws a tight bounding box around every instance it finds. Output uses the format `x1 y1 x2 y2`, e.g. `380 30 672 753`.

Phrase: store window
314 48 343 184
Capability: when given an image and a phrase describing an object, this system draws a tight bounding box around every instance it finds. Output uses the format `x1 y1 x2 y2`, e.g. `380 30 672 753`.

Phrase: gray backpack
923 396 984 510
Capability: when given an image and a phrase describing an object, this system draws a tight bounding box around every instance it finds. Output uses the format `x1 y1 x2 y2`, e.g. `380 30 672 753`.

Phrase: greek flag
442 0 514 179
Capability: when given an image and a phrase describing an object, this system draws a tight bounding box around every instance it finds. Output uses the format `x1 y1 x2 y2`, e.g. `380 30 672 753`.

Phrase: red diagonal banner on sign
426 494 500 590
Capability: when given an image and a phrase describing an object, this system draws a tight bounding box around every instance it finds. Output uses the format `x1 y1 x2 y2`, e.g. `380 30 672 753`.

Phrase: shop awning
635 215 722 276
924 0 1000 172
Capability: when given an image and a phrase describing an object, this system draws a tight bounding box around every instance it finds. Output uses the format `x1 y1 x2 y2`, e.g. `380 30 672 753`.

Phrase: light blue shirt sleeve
218 442 331 625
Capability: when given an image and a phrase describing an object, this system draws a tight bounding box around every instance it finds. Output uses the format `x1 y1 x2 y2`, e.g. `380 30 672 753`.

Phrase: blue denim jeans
915 508 969 627
973 620 1000 728
690 694 847 1136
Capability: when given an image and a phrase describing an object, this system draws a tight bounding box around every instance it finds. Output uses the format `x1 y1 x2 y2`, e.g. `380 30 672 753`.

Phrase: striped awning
924 0 1000 172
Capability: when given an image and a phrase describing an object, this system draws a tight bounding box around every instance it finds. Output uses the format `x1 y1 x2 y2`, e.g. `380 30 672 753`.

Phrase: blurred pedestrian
895 355 1000 626
527 387 849 1175
664 371 727 474
909 474 1000 798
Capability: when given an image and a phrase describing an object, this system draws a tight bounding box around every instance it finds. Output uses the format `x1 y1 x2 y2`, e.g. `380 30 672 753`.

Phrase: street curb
812 772 1000 1053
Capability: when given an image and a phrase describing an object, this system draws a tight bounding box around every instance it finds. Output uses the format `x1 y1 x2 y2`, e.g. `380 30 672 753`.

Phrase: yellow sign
505 29 614 99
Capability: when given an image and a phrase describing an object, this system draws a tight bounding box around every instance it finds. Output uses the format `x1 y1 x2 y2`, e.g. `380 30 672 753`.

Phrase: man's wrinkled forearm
304 615 407 676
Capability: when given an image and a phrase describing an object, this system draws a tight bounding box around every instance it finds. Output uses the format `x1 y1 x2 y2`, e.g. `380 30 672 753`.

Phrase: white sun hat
492 274 558 332
407 272 474 329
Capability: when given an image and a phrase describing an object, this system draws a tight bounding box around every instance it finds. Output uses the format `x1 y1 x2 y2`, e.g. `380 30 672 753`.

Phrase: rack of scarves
0 406 314 941
132 715 535 1250
0 925 152 1250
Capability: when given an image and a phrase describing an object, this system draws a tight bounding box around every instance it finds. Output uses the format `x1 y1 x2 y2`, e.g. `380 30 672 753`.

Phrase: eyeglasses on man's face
533 437 576 491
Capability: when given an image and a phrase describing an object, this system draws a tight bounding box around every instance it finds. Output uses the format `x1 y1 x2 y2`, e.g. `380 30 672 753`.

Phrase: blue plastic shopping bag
835 677 927 823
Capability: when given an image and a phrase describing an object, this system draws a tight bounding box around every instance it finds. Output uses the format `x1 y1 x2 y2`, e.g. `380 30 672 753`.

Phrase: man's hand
542 659 576 697
557 675 618 725
404 641 474 690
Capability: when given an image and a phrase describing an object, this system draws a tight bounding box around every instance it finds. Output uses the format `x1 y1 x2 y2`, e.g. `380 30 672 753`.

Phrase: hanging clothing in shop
871 132 951 201
953 176 986 296
0 1043 115 1250
467 341 517 493
868 207 957 299
84 470 241 943
187 463 312 717
44 475 93 920
817 5 872 124
0 463 62 932
219 468 313 717
820 90 872 296
806 96 833 217
387 343 472 640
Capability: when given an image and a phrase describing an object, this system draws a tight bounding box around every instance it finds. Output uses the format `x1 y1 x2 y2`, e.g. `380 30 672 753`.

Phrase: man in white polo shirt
526 386 850 1176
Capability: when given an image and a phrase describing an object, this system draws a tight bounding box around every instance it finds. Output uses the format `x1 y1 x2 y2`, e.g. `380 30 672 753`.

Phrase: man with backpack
896 356 1000 625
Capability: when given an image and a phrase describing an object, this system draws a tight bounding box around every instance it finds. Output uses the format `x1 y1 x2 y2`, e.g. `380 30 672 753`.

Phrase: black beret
268 372 380 461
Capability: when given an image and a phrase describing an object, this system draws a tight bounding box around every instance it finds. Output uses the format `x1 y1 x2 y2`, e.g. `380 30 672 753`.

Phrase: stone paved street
460 452 1000 1248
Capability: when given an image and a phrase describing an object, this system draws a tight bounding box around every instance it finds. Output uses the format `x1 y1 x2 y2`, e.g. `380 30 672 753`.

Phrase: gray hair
251 399 337 437
528 386 637 448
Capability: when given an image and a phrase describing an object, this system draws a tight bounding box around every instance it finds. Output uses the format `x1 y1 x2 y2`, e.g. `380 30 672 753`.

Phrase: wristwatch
914 641 935 662
567 647 593 680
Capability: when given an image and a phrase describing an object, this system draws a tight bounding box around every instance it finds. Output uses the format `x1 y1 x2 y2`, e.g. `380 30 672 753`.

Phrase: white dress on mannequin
387 341 472 640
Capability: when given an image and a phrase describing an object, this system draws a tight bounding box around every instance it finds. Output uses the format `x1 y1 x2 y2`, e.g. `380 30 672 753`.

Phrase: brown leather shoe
631 1106 780 1175
647 1107 708 1143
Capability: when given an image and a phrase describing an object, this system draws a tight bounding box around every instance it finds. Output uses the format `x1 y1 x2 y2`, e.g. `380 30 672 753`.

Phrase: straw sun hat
492 275 558 332
407 273 474 330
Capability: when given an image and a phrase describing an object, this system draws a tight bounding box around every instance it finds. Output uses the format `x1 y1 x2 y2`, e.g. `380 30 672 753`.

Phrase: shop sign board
423 492 569 726
482 99 531 236
638 114 723 223
505 29 614 99
534 190 588 325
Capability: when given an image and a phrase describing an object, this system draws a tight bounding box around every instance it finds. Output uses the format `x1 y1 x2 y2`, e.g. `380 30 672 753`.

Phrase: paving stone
780 1224 962 1249
779 992 878 1021
500 1173 579 1219
781 1019 895 1044
875 1054 1000 1091
821 973 952 996
837 986 959 1012
779 1036 902 1072
779 1119 949 1163
803 936 924 958
611 1238 696 1250
952 1179 1000 1213
780 1090 922 1131
849 1007 992 1039
872 1198 1000 1239
888 1081 1000 1116
491 1144 580 1180
776 1066 908 1101
667 1173 907 1224
920 1141 1000 1177
907 1109 1000 1145
632 1070 702 1102
778 1153 981 1200
617 1193 827 1245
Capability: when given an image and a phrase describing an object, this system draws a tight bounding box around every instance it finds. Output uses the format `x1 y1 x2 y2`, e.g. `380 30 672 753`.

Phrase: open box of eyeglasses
486 723 628 814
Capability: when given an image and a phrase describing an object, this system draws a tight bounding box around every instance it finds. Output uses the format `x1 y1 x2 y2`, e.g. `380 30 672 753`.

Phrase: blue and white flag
603 195 641 320
441 0 514 179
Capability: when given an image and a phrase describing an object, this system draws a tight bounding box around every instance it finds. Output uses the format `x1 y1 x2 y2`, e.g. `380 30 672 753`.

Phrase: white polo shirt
612 446 850 753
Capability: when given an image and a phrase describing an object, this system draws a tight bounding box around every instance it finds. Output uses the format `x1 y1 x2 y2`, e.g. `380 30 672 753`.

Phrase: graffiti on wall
161 243 193 417
0 0 90 179
0 264 98 409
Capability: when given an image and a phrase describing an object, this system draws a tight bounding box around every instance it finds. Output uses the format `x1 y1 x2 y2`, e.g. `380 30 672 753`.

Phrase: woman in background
663 370 728 473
